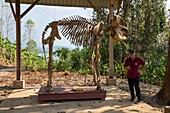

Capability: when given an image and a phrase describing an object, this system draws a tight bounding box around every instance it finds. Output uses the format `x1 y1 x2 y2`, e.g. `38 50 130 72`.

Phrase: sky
2 0 170 50
167 0 170 11
20 4 93 50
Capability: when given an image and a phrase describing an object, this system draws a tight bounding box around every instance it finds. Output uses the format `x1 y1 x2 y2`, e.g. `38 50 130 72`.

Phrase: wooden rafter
9 0 16 21
5 0 114 8
86 0 109 25
21 0 40 18
116 0 122 15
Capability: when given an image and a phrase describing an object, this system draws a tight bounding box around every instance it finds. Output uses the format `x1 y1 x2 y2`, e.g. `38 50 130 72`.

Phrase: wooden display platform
38 86 107 103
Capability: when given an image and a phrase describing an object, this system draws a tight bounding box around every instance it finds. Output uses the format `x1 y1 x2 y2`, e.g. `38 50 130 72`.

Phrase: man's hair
129 49 135 54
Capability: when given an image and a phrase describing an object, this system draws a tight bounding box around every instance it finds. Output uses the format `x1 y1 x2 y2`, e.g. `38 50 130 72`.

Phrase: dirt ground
0 63 165 112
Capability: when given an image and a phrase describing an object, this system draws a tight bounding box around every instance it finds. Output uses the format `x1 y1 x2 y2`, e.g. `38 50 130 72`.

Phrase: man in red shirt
124 49 146 103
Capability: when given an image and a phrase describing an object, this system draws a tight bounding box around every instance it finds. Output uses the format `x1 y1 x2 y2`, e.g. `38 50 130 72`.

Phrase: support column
8 0 39 88
106 0 116 86
164 106 170 113
13 0 25 89
16 0 21 80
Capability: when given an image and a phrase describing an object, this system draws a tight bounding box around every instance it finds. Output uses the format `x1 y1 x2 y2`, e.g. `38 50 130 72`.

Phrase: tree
156 12 170 104
23 19 35 42
127 0 166 52
0 1 15 64
26 39 38 53
53 47 70 60
23 19 38 53
121 0 167 84
70 48 83 71
0 1 14 39
53 47 71 71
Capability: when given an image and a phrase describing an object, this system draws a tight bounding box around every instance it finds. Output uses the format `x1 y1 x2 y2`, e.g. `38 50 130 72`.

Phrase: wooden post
13 0 25 89
16 0 21 81
164 106 170 113
107 0 116 86
9 0 40 88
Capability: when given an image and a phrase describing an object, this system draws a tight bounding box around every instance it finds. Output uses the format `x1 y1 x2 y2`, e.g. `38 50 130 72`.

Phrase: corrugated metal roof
5 0 119 8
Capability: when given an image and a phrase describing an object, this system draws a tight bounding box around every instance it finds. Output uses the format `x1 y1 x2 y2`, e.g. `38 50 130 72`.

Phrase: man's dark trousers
128 77 141 101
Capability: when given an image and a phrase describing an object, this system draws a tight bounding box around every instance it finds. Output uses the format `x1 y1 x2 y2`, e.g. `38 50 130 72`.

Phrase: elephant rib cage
58 15 98 47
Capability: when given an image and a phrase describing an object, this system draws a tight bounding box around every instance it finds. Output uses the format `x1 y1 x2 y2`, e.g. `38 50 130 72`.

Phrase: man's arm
124 66 131 71
124 59 131 71
141 64 146 71
138 62 146 73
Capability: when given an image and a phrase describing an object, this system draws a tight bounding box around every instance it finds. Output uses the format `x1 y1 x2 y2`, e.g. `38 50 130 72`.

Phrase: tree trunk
156 30 170 105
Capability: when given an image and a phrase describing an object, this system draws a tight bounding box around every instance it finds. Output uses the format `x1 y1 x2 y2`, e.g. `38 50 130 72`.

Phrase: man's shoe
130 98 135 102
135 100 142 104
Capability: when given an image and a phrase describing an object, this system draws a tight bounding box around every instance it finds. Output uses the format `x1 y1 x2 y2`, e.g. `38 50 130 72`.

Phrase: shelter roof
5 0 119 8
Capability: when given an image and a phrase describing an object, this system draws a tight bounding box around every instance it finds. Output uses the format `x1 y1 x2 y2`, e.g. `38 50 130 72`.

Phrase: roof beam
9 0 16 21
5 0 119 8
21 0 40 18
86 0 108 25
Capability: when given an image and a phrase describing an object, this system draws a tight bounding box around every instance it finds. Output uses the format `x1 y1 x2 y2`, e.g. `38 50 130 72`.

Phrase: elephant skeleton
42 15 128 91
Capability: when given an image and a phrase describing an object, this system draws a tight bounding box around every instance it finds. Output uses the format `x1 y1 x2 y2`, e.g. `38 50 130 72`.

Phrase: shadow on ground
0 87 162 113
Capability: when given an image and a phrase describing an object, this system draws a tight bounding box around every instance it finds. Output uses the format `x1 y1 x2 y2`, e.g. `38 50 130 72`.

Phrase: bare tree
0 1 15 39
23 19 35 41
